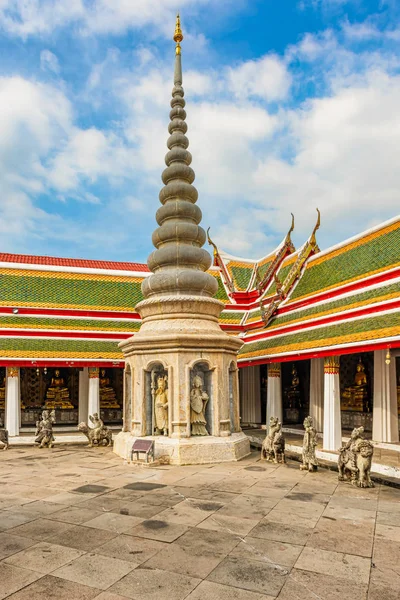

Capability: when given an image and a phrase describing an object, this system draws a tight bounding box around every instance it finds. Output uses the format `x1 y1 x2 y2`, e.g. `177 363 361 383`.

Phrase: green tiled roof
213 273 229 301
241 311 400 357
0 315 140 332
270 280 400 329
0 272 144 310
219 311 244 324
0 337 122 358
290 224 400 301
229 265 254 291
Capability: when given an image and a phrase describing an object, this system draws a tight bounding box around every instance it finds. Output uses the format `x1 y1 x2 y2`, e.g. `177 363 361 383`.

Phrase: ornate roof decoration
260 209 321 326
255 214 295 295
207 228 235 294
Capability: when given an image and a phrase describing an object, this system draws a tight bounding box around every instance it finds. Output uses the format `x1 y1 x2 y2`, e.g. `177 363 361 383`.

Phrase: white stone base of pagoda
114 431 250 466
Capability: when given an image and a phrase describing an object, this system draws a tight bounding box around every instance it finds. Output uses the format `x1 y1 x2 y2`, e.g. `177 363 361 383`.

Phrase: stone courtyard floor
0 447 399 600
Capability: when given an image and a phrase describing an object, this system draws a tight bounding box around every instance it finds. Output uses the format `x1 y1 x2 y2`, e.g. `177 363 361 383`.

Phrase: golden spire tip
174 13 183 53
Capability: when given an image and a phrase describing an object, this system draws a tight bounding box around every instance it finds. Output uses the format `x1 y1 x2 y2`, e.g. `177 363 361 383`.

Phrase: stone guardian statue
300 415 318 471
261 417 285 463
338 426 374 488
190 374 209 436
35 410 55 448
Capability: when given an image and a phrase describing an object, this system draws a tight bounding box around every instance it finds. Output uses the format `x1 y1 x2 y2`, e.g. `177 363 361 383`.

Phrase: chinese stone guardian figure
338 426 374 488
261 416 285 463
35 410 55 448
300 416 318 471
154 374 169 436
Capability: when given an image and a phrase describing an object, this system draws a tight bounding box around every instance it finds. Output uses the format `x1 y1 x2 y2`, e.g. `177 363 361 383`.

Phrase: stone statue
35 410 55 448
300 416 318 471
261 417 285 463
0 419 9 450
154 374 168 436
45 369 74 410
190 374 209 436
338 426 374 488
341 358 369 412
78 413 113 447
99 369 119 409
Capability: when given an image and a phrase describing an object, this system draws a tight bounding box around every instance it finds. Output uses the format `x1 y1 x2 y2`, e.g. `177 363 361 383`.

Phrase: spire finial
174 13 183 54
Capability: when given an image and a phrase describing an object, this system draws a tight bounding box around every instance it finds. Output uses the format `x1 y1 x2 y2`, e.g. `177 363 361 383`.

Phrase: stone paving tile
373 537 400 572
143 541 225 579
295 546 371 584
249 518 312 546
155 499 220 526
375 523 400 542
0 562 43 600
4 541 85 574
95 534 167 565
207 555 287 596
128 518 188 542
47 524 118 551
322 503 376 523
376 510 400 527
8 500 70 516
185 580 275 600
0 532 37 560
174 526 240 556
93 593 131 600
5 574 101 599
307 515 375 557
8 517 73 541
277 568 368 600
0 510 38 531
230 536 303 569
53 552 136 590
46 505 104 525
110 566 201 600
197 512 260 536
84 512 144 532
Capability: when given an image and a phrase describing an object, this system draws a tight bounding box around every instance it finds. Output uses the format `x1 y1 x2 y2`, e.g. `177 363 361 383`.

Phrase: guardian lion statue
78 415 113 447
338 426 374 488
261 417 286 464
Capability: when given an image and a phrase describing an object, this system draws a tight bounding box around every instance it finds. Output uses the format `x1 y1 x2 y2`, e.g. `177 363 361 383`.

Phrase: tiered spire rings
142 15 218 299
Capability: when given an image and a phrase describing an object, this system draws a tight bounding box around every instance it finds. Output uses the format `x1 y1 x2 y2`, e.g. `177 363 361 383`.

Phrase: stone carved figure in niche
153 373 168 436
78 413 112 447
341 358 369 412
261 417 285 463
0 419 9 450
190 374 209 436
300 416 318 471
35 410 55 448
338 426 374 488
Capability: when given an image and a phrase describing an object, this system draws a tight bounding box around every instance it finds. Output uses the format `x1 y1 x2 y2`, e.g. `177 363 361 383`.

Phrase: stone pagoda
114 16 250 465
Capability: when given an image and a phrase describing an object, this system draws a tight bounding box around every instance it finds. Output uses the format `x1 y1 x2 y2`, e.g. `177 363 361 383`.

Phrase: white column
78 368 89 423
239 366 261 424
310 358 324 432
267 363 283 423
323 356 342 451
372 350 399 443
5 367 20 437
88 367 100 417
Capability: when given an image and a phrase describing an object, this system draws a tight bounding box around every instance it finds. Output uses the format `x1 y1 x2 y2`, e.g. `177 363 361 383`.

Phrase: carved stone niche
145 362 169 436
229 361 240 434
189 362 213 436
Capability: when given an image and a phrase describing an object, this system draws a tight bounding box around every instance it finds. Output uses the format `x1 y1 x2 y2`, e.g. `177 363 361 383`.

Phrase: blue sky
0 0 399 263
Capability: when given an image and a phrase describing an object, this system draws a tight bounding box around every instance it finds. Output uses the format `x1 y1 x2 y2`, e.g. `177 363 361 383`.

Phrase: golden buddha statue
45 369 73 409
99 369 119 409
341 359 369 412
0 376 5 410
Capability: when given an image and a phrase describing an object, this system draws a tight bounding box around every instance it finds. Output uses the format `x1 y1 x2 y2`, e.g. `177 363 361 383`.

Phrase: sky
0 0 399 263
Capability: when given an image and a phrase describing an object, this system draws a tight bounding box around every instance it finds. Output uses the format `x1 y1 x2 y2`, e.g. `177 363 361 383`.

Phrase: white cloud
227 55 291 102
40 49 60 73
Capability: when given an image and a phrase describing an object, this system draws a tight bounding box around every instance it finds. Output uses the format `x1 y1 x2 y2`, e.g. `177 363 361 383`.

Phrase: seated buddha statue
0 377 5 410
284 365 301 410
45 369 74 409
99 369 120 409
341 359 369 412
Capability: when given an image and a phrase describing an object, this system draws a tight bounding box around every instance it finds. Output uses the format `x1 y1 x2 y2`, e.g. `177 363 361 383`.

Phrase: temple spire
141 16 217 300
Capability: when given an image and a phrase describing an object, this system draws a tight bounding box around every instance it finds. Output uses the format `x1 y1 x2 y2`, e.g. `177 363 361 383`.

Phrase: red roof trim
0 253 149 272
